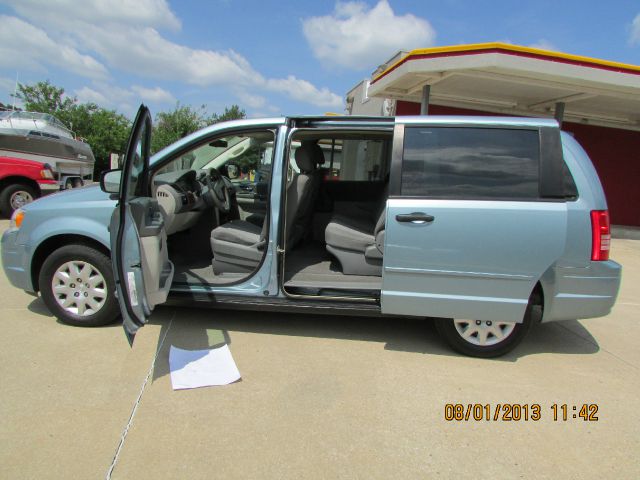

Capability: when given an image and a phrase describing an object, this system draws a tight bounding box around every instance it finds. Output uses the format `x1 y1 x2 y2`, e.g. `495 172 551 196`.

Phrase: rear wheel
39 244 119 327
435 302 535 358
0 183 39 217
64 177 83 189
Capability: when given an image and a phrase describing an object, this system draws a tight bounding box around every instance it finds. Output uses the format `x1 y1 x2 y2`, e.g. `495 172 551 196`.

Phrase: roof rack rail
290 115 395 128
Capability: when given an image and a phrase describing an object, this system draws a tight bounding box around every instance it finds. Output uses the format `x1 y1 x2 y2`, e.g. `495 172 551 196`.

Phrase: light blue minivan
1 106 621 357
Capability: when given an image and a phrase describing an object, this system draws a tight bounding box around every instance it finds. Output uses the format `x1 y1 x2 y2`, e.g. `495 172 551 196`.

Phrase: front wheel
39 244 119 327
435 303 534 358
0 183 39 217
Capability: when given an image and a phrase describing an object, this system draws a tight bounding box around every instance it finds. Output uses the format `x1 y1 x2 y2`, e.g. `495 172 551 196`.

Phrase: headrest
295 141 324 173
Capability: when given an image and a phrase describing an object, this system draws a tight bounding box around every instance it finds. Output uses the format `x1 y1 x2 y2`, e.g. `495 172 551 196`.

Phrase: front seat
210 141 323 274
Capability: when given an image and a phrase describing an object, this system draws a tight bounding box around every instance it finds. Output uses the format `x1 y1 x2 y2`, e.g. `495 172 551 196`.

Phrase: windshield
191 136 247 170
155 131 275 176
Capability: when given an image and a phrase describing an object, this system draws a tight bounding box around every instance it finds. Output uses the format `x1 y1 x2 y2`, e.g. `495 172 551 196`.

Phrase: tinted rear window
401 127 540 199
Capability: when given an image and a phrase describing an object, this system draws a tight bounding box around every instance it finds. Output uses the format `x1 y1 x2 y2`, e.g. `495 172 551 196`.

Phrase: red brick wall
395 100 640 226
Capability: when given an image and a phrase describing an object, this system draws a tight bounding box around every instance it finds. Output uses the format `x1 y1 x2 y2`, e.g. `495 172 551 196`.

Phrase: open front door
108 105 174 344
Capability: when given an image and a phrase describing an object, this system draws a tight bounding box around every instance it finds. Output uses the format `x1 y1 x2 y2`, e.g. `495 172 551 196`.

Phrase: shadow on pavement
146 305 601 379
27 296 122 330
150 309 231 382
516 320 600 357
26 296 601 366
27 297 54 317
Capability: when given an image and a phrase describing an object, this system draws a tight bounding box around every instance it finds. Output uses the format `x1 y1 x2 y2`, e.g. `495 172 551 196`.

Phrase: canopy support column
420 85 431 115
554 102 565 127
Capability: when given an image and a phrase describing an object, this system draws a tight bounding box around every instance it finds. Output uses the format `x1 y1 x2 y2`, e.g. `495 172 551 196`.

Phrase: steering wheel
203 168 232 213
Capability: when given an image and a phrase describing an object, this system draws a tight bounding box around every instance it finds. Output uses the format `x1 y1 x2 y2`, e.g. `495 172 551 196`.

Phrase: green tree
14 81 248 174
70 103 131 174
151 103 207 154
13 80 76 116
13 81 130 176
209 104 246 124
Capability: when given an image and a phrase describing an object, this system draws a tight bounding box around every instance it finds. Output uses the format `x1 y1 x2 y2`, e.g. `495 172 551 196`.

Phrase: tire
434 301 535 358
64 178 83 189
0 183 39 217
39 244 119 327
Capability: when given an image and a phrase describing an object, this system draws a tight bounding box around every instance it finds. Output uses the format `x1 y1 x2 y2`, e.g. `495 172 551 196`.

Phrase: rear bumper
542 260 622 322
1 228 35 293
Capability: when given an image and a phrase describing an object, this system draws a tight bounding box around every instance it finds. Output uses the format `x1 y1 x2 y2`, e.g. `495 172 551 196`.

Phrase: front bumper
1 228 35 293
37 179 60 192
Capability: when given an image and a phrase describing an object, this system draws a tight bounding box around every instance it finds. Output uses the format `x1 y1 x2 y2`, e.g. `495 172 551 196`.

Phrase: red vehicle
0 156 57 217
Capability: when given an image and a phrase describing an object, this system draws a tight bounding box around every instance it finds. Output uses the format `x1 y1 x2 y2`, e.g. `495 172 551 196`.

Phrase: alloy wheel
453 319 517 347
51 260 108 317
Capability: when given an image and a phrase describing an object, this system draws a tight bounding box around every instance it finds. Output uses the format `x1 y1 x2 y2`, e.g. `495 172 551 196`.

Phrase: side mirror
226 163 239 179
100 169 122 194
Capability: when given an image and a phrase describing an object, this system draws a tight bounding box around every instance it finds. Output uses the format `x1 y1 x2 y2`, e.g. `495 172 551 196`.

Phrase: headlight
40 163 55 179
10 209 25 229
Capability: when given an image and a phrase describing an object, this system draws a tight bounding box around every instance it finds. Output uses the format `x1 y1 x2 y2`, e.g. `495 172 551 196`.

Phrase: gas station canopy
368 43 640 131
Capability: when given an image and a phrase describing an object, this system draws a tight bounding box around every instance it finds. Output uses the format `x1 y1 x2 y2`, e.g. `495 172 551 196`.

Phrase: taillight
590 210 610 261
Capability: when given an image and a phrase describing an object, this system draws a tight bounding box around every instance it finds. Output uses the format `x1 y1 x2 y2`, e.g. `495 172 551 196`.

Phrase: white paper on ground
169 344 241 390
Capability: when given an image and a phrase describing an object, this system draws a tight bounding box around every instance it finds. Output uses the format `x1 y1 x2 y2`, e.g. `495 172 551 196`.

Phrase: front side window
126 119 150 198
401 127 540 199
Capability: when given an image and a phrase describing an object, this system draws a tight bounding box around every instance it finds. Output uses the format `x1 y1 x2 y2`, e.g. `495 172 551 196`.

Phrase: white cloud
1 1 343 110
631 13 640 45
529 39 559 51
77 25 262 87
302 0 435 70
0 2 248 87
236 91 268 109
75 86 112 106
8 0 180 31
0 75 19 107
0 15 107 79
266 76 343 109
131 85 176 104
0 75 16 94
75 83 136 115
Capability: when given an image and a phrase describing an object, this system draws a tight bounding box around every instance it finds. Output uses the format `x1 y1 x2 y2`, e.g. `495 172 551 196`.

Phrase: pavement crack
105 312 175 480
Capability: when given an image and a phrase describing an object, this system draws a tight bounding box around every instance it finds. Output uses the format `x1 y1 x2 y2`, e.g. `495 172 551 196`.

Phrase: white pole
11 72 18 111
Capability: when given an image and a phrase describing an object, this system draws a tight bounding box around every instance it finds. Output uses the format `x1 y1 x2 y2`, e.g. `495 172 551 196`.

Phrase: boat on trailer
0 110 95 187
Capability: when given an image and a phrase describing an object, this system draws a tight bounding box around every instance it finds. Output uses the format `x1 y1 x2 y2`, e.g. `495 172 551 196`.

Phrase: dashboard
154 169 205 211
152 169 209 235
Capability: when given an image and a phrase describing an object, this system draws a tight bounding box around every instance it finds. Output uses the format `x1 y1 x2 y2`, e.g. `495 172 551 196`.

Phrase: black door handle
395 212 435 223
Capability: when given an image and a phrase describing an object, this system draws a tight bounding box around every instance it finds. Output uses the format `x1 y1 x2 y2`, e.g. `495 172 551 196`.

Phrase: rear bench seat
324 185 387 276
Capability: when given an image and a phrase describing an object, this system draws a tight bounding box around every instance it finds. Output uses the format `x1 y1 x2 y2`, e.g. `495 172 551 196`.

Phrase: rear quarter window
401 127 540 199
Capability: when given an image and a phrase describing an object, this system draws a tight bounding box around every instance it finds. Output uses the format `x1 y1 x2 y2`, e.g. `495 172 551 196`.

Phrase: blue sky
0 0 638 119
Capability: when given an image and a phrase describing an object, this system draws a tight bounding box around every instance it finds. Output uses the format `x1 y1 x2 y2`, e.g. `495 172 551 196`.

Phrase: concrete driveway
1 218 638 479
